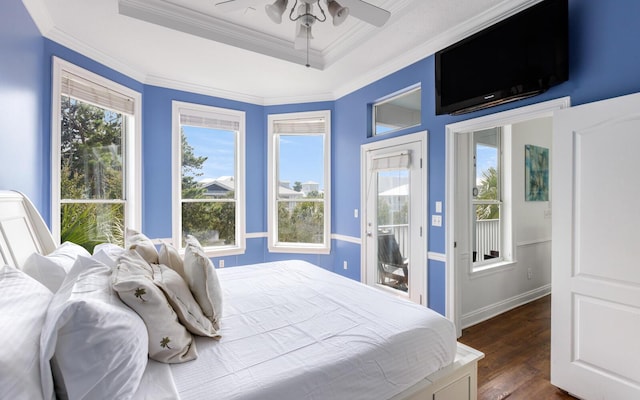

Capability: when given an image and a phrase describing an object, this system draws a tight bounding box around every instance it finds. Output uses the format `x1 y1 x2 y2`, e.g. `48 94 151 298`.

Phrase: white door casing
551 92 640 399
361 131 427 306
446 97 570 336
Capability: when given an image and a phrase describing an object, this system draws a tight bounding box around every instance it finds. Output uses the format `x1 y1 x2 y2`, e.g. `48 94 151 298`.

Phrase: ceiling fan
214 0 391 56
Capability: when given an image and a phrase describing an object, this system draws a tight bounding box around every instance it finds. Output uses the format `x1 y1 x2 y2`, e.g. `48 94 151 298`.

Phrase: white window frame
171 101 246 256
267 110 331 254
51 57 142 244
372 84 421 136
471 128 507 272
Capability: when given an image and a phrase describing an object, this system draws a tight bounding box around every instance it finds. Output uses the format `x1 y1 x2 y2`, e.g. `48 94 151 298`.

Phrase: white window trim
470 127 512 272
51 57 142 243
372 84 422 136
267 110 331 254
171 101 246 256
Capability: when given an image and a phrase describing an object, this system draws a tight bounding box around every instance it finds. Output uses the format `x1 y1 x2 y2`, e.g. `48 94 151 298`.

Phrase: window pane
182 202 236 247
180 125 237 246
276 134 325 244
60 202 124 251
277 135 324 198
277 200 324 244
475 145 498 201
374 87 421 136
60 96 124 200
181 126 236 200
376 169 409 292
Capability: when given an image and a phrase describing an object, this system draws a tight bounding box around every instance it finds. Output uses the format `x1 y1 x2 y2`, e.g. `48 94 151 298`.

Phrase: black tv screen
435 0 568 115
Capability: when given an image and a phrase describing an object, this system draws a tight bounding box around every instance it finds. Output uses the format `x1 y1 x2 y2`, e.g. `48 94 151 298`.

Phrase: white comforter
139 260 456 400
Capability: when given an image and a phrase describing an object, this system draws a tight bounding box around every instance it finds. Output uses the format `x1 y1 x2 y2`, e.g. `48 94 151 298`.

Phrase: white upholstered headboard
0 191 56 269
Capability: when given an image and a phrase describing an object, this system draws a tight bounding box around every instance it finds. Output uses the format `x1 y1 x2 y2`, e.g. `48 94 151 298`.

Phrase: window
268 110 331 253
472 128 503 268
172 101 245 256
372 85 421 136
51 58 141 252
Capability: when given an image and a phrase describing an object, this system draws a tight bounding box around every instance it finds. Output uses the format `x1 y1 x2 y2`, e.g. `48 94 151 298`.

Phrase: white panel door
551 92 640 399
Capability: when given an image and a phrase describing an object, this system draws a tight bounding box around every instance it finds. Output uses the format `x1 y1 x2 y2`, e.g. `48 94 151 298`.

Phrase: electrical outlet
343 261 348 270
527 267 532 280
219 259 224 268
431 215 442 227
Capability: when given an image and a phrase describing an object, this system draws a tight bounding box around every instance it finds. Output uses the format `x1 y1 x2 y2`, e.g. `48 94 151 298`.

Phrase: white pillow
22 242 90 292
126 227 159 264
158 242 186 280
40 256 149 400
184 235 223 330
92 242 126 269
112 250 198 363
0 265 53 400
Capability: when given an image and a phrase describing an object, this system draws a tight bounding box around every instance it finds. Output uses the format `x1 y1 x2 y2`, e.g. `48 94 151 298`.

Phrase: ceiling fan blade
213 0 254 13
340 0 390 27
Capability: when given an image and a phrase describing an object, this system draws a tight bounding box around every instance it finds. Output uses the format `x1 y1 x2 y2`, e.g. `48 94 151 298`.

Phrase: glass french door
362 135 426 305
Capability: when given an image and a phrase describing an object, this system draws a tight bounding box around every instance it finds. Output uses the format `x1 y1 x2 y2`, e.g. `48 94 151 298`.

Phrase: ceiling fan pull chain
306 24 310 68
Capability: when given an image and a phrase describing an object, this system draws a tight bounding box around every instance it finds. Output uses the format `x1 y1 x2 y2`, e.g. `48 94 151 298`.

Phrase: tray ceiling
21 0 535 104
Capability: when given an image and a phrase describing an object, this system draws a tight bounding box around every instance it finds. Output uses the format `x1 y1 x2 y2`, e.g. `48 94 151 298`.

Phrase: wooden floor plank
459 295 576 400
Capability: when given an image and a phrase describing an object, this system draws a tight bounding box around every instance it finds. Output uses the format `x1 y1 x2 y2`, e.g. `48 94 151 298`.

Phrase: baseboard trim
461 284 551 329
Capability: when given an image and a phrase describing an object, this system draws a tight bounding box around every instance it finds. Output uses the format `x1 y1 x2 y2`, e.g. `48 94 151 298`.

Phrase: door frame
360 130 428 305
445 97 570 336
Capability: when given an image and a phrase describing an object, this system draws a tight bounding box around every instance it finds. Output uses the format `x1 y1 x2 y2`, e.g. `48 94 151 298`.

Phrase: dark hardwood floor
458 295 576 400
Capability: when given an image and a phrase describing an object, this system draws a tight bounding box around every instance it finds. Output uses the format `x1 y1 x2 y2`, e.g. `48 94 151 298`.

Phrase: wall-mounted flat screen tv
435 0 568 116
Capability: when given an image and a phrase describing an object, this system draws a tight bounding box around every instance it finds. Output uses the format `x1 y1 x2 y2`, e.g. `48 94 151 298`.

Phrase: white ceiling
21 0 537 105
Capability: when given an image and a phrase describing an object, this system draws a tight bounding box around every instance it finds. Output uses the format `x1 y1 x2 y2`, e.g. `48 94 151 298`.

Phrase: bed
0 190 483 400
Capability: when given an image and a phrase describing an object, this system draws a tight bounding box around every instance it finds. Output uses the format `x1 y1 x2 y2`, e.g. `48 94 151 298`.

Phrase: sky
476 144 497 185
183 126 325 188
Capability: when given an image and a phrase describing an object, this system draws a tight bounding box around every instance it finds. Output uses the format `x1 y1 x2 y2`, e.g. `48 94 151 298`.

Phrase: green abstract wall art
525 144 549 201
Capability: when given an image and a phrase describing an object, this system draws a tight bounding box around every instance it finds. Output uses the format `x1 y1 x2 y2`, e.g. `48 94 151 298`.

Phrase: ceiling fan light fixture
328 0 349 26
265 0 289 24
297 2 316 27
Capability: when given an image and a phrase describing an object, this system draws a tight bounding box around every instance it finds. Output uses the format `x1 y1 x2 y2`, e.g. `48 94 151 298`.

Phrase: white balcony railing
475 218 500 261
378 224 409 256
378 219 500 263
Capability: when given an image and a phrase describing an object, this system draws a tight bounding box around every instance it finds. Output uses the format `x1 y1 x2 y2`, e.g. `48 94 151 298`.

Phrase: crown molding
145 74 267 105
44 27 149 84
22 0 537 106
147 74 335 106
20 0 56 35
331 0 541 100
118 0 325 69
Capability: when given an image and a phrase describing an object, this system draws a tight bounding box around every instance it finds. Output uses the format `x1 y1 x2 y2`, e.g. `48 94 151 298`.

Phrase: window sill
268 244 331 255
470 260 517 279
201 246 245 258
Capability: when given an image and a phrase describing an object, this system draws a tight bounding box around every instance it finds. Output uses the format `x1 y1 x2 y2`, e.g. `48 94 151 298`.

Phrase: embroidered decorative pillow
183 235 223 330
112 250 198 363
126 228 159 264
158 242 186 280
152 263 220 338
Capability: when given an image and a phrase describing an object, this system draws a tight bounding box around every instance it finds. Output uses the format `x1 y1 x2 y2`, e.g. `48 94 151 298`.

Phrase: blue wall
0 0 45 212
3 0 640 314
